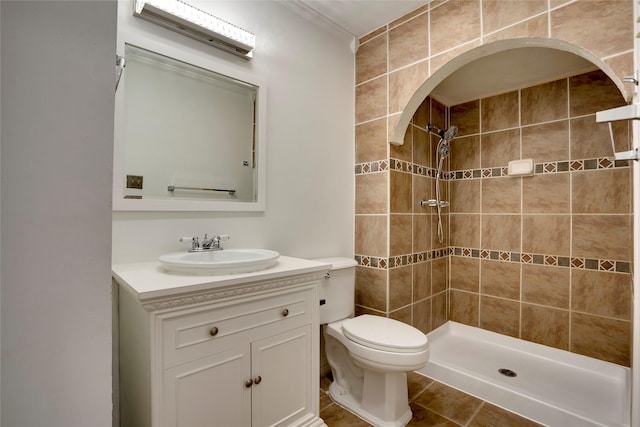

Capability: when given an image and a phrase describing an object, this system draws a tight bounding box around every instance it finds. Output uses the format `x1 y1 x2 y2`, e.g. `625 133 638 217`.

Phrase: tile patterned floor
319 371 543 427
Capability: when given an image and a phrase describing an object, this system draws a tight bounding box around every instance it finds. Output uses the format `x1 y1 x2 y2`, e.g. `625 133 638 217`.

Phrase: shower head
443 126 458 142
427 123 458 142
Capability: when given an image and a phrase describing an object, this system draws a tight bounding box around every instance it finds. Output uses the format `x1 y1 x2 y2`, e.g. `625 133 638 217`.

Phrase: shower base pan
418 321 631 427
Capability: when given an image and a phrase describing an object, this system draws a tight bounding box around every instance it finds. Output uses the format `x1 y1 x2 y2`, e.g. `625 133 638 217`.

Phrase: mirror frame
113 31 267 211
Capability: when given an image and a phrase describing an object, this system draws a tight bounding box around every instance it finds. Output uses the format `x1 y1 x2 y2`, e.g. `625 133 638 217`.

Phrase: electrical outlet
126 175 143 189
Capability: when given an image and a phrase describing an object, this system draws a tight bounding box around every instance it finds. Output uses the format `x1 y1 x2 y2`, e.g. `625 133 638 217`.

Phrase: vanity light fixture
133 0 255 59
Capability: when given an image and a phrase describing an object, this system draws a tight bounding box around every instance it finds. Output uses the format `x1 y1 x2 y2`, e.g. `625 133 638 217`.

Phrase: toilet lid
342 315 428 353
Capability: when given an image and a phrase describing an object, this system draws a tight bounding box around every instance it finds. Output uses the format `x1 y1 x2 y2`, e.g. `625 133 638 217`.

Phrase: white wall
112 1 355 263
1 2 116 426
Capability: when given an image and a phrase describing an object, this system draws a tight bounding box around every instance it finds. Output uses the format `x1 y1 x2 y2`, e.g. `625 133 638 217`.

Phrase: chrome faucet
180 234 230 251
202 234 226 250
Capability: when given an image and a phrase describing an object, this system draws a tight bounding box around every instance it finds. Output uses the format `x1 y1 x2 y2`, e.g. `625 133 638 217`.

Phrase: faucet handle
179 236 199 250
218 235 230 241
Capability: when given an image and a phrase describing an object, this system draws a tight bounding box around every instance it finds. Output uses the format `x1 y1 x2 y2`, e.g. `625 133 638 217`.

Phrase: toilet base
328 373 413 427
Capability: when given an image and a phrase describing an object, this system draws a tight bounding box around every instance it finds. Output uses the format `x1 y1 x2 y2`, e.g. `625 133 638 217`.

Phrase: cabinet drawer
162 288 312 368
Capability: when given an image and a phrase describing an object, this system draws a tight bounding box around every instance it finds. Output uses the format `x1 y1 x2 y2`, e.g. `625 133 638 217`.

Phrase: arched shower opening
391 38 638 427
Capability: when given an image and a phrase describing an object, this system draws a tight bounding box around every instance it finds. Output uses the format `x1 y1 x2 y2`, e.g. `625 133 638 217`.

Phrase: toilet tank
314 257 357 324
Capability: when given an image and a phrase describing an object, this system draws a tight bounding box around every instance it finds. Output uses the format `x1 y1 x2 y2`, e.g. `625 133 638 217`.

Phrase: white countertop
112 255 331 302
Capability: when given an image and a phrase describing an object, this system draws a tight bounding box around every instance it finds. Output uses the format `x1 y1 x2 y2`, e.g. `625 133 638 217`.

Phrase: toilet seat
342 315 428 353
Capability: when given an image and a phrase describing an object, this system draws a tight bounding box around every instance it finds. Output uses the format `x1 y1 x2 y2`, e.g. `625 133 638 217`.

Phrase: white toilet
316 257 429 427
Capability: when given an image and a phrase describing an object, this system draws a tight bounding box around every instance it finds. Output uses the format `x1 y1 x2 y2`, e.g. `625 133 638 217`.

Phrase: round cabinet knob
245 379 253 388
281 309 289 317
253 376 262 385
209 327 219 337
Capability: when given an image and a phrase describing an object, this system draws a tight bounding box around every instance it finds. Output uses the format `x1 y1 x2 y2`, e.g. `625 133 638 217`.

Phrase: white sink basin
158 249 280 275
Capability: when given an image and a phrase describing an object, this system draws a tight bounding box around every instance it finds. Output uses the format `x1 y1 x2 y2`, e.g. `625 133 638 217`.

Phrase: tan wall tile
430 40 481 76
523 173 570 214
356 118 387 163
450 135 480 171
432 257 447 294
359 26 386 45
390 214 412 255
388 114 401 142
431 98 447 132
413 261 431 301
481 260 520 299
450 213 480 248
356 76 387 124
450 179 480 213
354 0 635 362
483 14 548 44
522 264 570 308
389 13 429 71
450 257 480 292
605 52 634 95
389 305 412 324
481 91 519 132
390 170 412 213
355 266 387 311
482 177 521 213
479 296 520 337
413 213 432 253
522 214 570 255
413 97 430 129
412 298 432 333
391 124 413 161
450 290 479 326
413 175 432 213
356 33 387 85
432 290 448 328
432 212 449 249
570 116 629 159
572 269 632 320
572 169 631 214
571 312 630 366
551 0 633 58
430 0 481 56
482 0 547 35
572 215 631 261
522 120 569 163
482 214 521 251
413 127 430 167
356 173 387 214
389 61 429 114
569 70 627 117
450 100 480 137
521 79 568 125
521 304 569 350
355 214 387 256
391 4 429 28
480 129 520 168
389 265 413 310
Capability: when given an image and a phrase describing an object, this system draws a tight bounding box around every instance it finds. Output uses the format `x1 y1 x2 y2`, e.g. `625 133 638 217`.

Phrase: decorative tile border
451 245 630 273
355 247 630 274
355 248 450 270
356 157 629 177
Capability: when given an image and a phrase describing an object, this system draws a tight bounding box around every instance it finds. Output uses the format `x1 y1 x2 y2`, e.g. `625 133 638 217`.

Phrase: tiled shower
354 0 634 367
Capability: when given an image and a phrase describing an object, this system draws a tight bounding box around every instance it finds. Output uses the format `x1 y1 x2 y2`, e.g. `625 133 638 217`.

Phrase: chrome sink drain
498 368 517 377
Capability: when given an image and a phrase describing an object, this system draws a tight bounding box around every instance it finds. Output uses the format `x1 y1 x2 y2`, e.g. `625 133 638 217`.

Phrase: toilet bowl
315 257 429 427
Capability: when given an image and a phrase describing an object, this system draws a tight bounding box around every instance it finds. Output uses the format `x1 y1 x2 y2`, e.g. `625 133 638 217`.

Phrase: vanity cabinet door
251 325 312 427
162 345 252 427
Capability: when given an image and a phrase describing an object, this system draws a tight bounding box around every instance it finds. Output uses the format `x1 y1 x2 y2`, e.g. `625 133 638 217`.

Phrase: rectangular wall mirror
113 35 266 211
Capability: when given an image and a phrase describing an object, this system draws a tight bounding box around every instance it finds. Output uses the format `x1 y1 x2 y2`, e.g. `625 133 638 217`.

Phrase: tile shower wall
354 0 634 366
448 70 632 366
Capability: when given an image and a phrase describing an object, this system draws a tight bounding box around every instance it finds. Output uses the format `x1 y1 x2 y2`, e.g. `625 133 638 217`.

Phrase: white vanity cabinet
113 257 329 427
